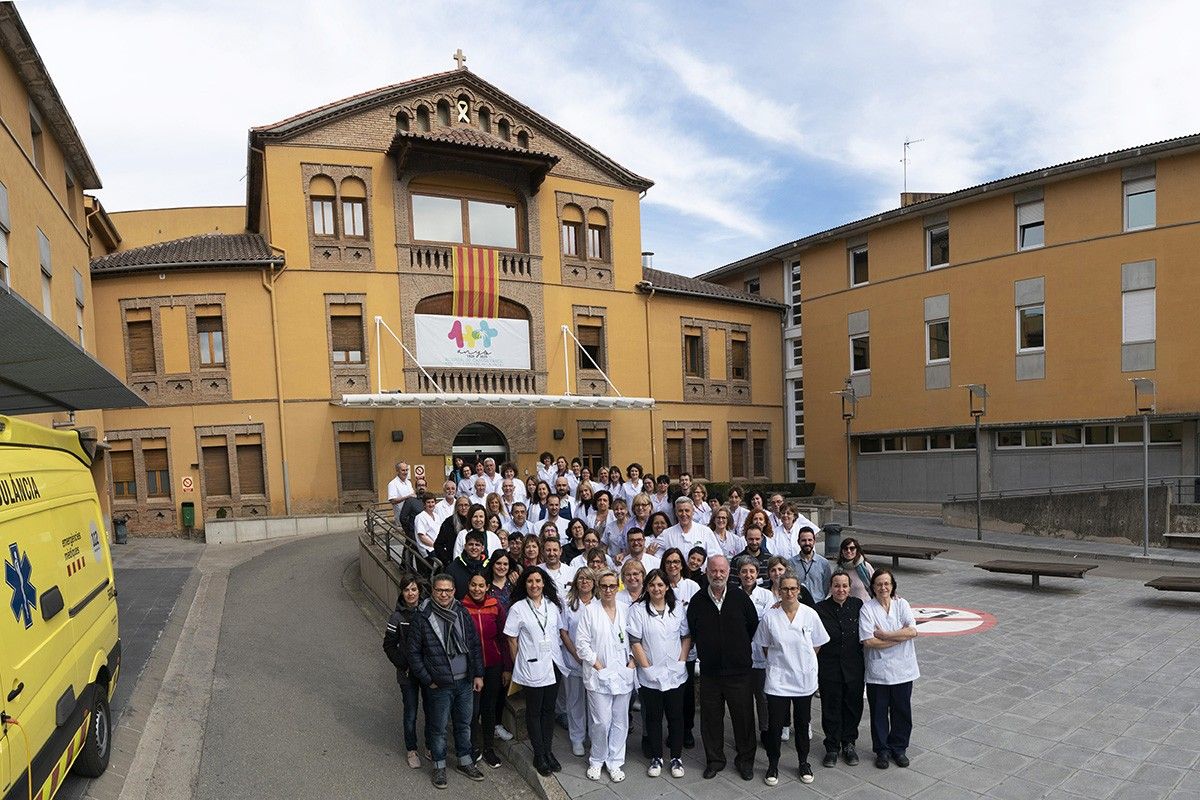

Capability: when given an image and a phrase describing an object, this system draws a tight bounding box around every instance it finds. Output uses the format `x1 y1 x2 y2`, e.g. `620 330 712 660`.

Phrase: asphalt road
194 532 531 800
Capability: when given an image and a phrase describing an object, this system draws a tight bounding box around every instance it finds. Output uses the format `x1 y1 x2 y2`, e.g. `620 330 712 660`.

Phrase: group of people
381 454 920 789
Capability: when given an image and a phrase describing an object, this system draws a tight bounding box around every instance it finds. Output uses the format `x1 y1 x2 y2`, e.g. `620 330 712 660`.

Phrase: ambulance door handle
41 585 65 622
6 682 22 702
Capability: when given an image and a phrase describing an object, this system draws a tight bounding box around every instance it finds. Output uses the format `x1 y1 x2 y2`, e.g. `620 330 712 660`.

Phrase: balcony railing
407 244 535 279
408 367 541 394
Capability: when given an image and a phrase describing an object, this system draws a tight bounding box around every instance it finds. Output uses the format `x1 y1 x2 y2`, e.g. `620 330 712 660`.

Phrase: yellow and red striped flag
452 246 500 318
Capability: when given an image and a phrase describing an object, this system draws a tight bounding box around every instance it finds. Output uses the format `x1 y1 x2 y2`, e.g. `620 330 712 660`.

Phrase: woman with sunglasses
575 568 636 782
836 538 874 602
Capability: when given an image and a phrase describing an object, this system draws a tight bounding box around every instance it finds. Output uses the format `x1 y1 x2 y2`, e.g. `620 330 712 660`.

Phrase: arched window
415 105 431 132
586 208 609 261
561 204 584 257
477 106 492 133
436 99 451 127
340 177 368 238
516 131 529 149
416 292 530 321
396 112 410 133
309 175 336 236
456 94 472 124
497 119 511 141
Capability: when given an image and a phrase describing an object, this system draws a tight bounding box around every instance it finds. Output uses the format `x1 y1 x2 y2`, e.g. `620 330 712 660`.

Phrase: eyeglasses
779 586 800 593
432 587 454 594
664 559 682 565
842 545 857 552
599 584 619 590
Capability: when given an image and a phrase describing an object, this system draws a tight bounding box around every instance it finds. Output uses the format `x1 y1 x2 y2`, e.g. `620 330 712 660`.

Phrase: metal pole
975 414 983 541
845 416 853 526
1143 413 1150 557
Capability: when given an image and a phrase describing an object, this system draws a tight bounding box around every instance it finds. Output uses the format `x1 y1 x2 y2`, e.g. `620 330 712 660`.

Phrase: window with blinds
581 434 608 474
665 437 684 479
331 311 364 363
730 335 748 380
202 445 231 496
1122 288 1155 343
576 323 604 370
127 319 155 373
237 441 265 495
690 438 708 479
752 437 768 477
143 445 170 497
730 437 747 478
339 441 373 491
197 313 225 366
1017 200 1045 250
111 451 135 498
1123 176 1155 231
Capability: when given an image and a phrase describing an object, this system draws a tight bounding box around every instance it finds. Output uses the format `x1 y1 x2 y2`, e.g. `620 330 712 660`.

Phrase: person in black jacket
407 574 486 789
382 573 429 769
685 554 760 781
433 495 472 568
449 531 489 599
815 571 866 767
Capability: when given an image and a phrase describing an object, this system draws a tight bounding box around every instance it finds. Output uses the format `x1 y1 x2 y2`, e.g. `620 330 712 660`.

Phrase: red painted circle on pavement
908 604 997 636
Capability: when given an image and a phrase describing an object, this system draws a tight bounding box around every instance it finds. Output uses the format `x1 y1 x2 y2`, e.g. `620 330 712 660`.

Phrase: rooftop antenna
902 137 925 193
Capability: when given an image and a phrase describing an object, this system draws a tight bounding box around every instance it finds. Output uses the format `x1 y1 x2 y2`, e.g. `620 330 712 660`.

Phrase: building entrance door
452 422 510 469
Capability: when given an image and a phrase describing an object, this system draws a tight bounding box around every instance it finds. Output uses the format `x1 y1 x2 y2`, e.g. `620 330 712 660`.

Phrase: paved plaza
512 542 1200 800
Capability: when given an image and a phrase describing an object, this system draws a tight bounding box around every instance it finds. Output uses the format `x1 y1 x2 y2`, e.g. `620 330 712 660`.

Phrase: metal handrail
364 504 443 578
948 474 1200 504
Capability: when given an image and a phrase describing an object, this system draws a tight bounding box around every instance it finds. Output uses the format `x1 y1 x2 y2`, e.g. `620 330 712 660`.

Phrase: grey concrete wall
991 445 1181 492
858 452 978 502
1171 504 1200 533
204 513 362 544
942 485 1170 544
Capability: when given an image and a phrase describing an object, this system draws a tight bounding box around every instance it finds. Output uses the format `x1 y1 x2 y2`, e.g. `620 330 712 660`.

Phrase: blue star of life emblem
5 542 37 629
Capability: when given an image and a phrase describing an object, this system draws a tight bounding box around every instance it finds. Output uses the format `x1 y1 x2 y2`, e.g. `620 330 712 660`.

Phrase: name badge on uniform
539 637 554 654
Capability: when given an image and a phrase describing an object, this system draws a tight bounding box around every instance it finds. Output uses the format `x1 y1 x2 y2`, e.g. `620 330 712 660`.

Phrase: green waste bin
181 501 195 529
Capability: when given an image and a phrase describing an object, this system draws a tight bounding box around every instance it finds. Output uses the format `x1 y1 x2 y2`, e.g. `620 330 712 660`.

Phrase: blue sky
20 1 1200 275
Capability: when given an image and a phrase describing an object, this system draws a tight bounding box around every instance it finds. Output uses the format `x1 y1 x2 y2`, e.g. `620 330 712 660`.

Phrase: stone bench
860 542 948 568
1145 576 1200 593
974 559 1098 588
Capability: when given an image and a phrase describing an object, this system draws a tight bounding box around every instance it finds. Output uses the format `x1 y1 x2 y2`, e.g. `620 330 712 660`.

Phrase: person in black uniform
815 570 866 767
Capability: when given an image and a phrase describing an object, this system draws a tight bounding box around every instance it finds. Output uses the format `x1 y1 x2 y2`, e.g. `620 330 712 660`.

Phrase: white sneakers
587 764 602 781
587 764 625 782
647 758 663 777
610 768 626 783
670 758 685 778
493 725 514 742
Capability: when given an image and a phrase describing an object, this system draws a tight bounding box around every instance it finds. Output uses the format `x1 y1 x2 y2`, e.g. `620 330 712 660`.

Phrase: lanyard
528 599 549 635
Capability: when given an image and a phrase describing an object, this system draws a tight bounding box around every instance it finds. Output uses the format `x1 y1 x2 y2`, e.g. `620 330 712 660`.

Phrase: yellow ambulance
1 415 119 800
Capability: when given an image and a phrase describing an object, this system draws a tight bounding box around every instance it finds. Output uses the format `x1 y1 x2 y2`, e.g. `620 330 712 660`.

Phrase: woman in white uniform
660 547 700 748
859 568 919 770
735 559 775 742
627 568 690 779
504 566 565 776
753 574 830 787
575 568 636 782
558 567 596 757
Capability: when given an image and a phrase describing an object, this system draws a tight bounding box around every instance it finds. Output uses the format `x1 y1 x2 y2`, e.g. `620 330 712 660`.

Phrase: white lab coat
575 602 635 695
504 597 562 687
754 604 829 696
626 601 689 691
860 597 920 685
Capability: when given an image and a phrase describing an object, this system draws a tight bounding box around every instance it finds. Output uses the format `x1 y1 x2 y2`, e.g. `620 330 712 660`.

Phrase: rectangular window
752 437 767 477
1150 423 1181 443
197 313 225 366
342 199 366 237
29 112 45 173
730 437 746 478
730 335 748 380
790 261 801 327
202 444 232 496
1124 177 1156 231
576 323 604 371
65 171 77 221
236 439 266 495
905 435 928 452
74 270 85 346
38 228 52 317
929 433 952 450
331 312 365 364
1055 427 1082 445
744 277 760 295
1017 200 1045 250
882 436 903 452
926 319 950 363
0 180 10 287
1023 428 1054 447
665 436 684 479
76 305 85 346
338 438 373 492
312 198 335 236
562 221 581 256
953 431 977 450
996 430 1023 447
850 333 870 373
849 245 869 286
111 451 136 498
792 380 804 447
1122 288 1155 343
683 331 703 377
859 438 882 454
127 319 155 373
411 194 463 243
791 339 803 368
143 442 170 498
1018 305 1045 351
1117 425 1143 444
41 273 52 318
581 433 608 475
926 224 950 268
467 200 517 249
586 225 604 259
690 437 708 479
1085 425 1114 445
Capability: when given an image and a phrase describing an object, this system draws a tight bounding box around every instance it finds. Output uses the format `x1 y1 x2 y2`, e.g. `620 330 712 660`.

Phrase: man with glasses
686 555 760 781
408 574 486 788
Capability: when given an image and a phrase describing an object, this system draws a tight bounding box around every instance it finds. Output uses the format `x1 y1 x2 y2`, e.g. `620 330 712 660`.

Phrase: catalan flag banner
452 246 500 319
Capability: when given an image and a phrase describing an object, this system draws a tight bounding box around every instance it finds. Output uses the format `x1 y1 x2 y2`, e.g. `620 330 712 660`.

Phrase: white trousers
587 690 631 769
563 673 589 746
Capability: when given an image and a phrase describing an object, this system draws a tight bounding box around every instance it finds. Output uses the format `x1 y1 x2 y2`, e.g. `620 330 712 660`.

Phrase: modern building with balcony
82 62 786 533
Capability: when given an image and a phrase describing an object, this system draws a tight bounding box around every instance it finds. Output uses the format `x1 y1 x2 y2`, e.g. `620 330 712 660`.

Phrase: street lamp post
964 384 989 541
1130 377 1156 557
836 379 858 526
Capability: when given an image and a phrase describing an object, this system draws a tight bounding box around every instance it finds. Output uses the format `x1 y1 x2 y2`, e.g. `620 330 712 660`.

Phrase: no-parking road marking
910 605 996 636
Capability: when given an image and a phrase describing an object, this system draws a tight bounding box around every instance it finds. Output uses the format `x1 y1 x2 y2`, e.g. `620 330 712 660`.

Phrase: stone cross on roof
453 48 467 70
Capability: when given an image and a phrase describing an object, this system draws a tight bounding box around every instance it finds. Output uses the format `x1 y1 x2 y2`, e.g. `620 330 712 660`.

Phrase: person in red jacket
463 573 513 769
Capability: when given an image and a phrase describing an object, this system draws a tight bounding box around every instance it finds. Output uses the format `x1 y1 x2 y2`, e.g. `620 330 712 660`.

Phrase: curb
845 524 1200 569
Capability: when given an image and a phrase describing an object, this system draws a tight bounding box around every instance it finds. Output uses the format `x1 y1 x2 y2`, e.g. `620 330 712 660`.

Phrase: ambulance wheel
73 690 111 777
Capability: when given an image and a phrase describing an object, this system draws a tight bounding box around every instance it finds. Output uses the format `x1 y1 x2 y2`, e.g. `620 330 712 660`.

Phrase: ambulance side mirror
41 586 64 622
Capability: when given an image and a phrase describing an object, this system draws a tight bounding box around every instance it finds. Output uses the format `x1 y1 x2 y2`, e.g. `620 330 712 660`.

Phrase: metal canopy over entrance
0 284 146 414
